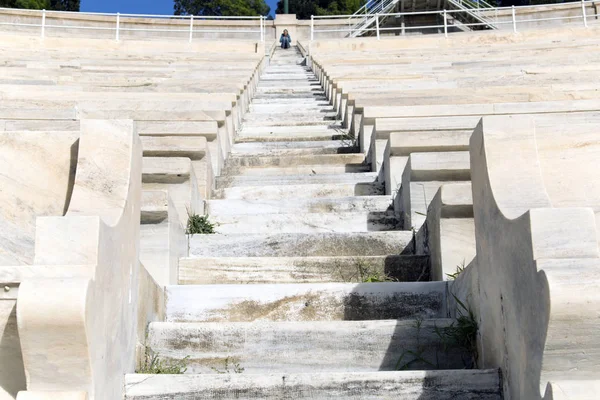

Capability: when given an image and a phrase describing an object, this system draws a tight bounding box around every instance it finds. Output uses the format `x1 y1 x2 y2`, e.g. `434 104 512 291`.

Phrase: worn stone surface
178 255 429 284
146 319 471 374
165 282 447 322
125 369 502 399
189 231 413 257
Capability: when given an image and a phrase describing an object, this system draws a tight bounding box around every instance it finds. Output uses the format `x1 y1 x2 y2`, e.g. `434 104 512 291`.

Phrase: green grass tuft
137 348 189 374
186 210 216 235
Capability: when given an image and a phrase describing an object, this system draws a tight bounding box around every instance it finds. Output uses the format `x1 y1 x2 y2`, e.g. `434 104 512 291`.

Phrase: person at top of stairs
280 29 291 49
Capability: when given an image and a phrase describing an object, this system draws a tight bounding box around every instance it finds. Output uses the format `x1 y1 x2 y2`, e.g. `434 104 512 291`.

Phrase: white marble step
230 141 356 156
141 190 168 224
251 98 329 105
409 151 471 181
389 130 472 156
243 112 337 122
125 369 502 400
211 210 399 234
165 281 447 322
258 80 319 88
142 157 194 185
215 172 377 189
239 124 344 137
206 196 391 215
178 255 430 284
145 319 470 374
220 164 369 177
225 153 364 168
248 104 333 113
242 119 334 128
188 231 413 257
213 181 383 201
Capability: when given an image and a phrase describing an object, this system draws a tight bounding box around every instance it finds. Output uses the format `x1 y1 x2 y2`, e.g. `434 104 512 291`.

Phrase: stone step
206 196 392 215
402 181 467 230
215 172 377 189
256 87 323 95
125 369 502 400
260 75 315 80
251 98 329 106
243 112 337 122
141 190 169 224
141 136 207 160
222 164 367 177
230 140 353 157
142 157 190 184
248 105 334 114
242 119 335 128
188 231 413 257
178 255 429 284
235 132 346 143
137 120 217 139
225 153 364 168
213 181 383 200
409 151 471 181
211 211 400 234
389 130 472 156
239 124 344 137
258 80 320 88
165 281 447 322
253 93 327 100
145 318 470 374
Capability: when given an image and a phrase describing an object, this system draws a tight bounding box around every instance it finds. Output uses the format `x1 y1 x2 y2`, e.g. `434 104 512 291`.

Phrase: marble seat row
0 32 266 399
302 25 600 399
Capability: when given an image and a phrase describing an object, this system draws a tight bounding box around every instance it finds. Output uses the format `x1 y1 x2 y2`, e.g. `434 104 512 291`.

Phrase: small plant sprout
211 357 245 374
186 208 217 235
137 346 189 374
446 260 467 280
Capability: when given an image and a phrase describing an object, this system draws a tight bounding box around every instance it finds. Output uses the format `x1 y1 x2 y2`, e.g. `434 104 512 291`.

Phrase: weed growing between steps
446 260 466 280
334 258 395 283
211 357 245 374
395 297 478 370
138 347 190 374
186 209 217 235
434 295 478 368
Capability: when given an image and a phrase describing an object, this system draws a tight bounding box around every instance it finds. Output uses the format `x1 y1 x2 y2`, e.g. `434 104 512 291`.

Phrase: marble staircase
124 46 502 399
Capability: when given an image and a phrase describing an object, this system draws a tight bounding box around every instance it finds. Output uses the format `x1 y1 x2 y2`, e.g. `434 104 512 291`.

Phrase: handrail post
375 13 380 40
443 9 448 38
116 12 120 41
41 9 46 39
262 16 265 42
511 5 517 33
581 0 588 28
189 15 194 43
311 15 314 40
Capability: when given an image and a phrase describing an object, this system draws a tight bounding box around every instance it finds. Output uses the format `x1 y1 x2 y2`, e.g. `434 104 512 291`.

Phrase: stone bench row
0 34 265 399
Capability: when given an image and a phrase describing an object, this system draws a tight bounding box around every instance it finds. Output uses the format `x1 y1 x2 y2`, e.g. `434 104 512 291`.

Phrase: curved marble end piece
470 114 600 400
17 119 142 400
0 131 78 266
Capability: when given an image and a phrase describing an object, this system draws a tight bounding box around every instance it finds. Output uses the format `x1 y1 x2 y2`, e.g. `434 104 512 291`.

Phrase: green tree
276 0 363 19
0 0 79 10
49 0 80 11
174 0 270 16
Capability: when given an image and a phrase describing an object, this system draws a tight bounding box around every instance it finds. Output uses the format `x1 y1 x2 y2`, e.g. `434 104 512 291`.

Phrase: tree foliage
174 0 270 16
276 0 364 19
0 0 78 10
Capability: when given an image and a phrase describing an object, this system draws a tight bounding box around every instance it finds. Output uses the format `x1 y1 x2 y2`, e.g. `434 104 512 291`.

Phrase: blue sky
81 0 279 17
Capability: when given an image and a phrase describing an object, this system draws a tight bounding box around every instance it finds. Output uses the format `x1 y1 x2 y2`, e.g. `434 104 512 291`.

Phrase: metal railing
311 0 598 39
347 0 401 37
447 0 498 29
0 7 266 41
